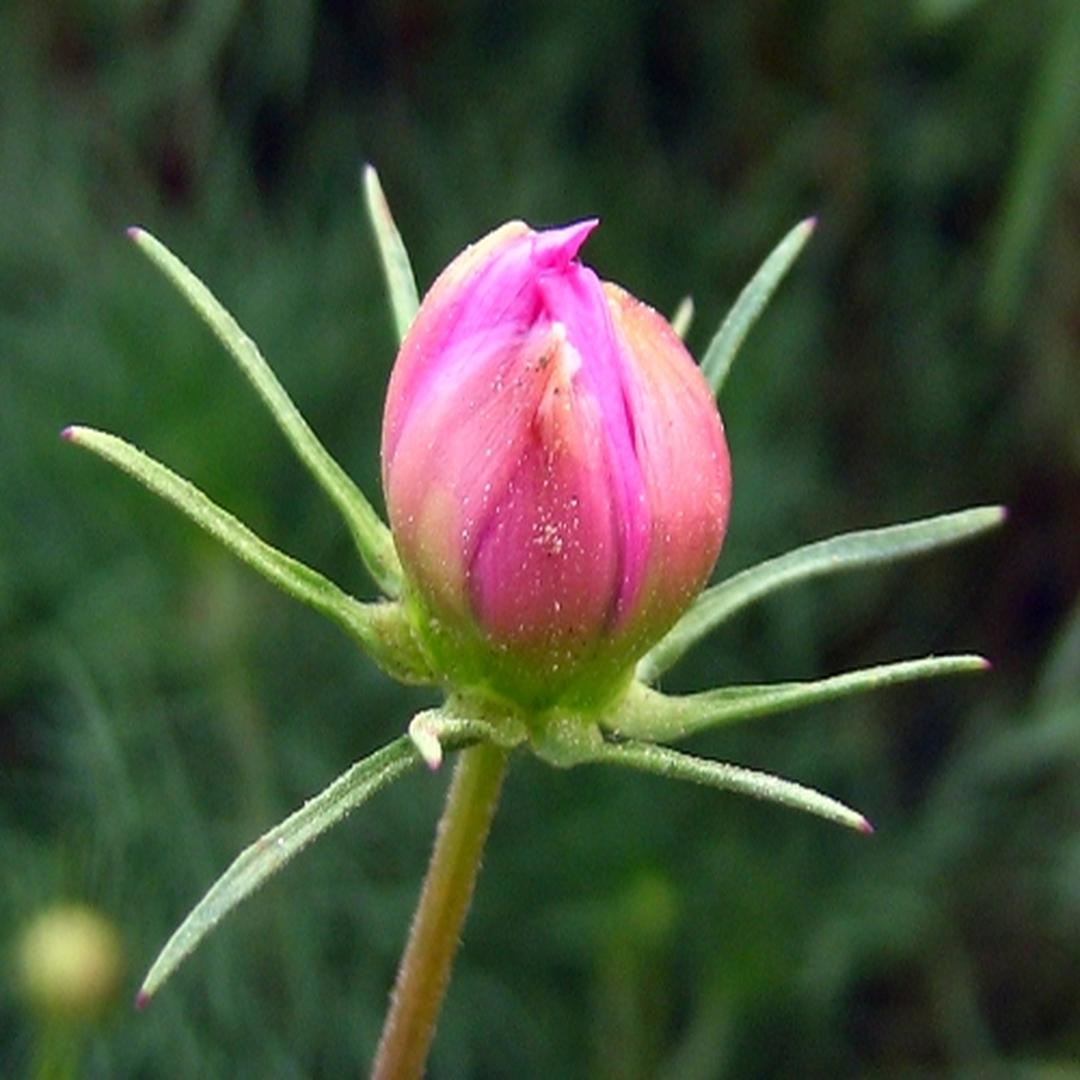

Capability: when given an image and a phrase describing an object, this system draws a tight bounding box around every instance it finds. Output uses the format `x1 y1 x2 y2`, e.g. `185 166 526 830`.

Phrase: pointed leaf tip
700 215 817 397
363 164 421 347
856 816 875 836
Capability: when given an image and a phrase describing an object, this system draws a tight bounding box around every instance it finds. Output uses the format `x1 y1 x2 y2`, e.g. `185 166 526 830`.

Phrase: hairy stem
371 742 508 1079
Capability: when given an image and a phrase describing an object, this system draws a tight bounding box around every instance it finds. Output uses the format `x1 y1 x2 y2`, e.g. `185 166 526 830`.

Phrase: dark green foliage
2 1 1077 1075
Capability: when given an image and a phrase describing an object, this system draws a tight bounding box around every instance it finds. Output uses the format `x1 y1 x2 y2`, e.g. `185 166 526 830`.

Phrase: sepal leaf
615 655 988 743
670 295 694 340
126 227 402 597
640 506 1005 682
583 738 872 833
62 426 433 684
363 164 420 343
408 707 526 769
138 734 424 1006
700 217 816 397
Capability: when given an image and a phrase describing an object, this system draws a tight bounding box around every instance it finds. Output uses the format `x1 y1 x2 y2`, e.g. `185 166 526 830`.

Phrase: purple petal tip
857 816 875 836
134 989 151 1011
125 226 143 241
59 425 76 442
533 218 600 268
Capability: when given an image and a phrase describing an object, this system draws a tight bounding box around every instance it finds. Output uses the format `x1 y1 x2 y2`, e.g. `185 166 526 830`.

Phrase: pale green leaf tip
671 296 694 339
362 163 384 201
408 717 444 770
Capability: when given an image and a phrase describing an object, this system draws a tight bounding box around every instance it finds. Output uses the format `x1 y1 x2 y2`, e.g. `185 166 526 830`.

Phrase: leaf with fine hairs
126 226 402 597
615 655 988 743
640 506 1005 682
138 736 423 1006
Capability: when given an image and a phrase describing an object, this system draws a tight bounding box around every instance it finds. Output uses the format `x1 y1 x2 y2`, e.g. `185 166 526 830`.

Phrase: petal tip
534 218 600 268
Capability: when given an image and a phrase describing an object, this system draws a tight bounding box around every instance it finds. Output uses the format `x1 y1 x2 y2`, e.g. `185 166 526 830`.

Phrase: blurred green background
2 1 1078 1076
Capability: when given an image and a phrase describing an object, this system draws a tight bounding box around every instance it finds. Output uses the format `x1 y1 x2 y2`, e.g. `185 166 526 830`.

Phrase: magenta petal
469 332 618 647
385 325 551 617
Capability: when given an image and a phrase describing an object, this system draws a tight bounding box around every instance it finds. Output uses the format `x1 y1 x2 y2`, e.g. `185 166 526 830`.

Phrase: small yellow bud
17 904 125 1023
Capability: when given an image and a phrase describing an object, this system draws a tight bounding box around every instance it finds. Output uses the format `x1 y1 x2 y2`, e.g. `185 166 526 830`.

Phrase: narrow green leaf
126 227 402 597
700 217 816 397
982 0 1080 330
591 739 871 833
62 426 432 683
640 506 1005 682
363 164 420 343
137 736 422 1006
670 295 694 340
617 655 988 743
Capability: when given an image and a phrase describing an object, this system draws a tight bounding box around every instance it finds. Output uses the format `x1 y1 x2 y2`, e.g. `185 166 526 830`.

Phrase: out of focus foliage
1 2 1077 1076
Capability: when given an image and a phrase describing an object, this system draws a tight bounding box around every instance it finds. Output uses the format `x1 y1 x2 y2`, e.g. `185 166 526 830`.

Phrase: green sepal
62 426 433 685
614 655 988 744
587 738 872 833
363 164 421 344
640 506 1005 683
670 295 694 340
137 734 425 1007
126 227 403 598
700 216 816 397
408 703 527 769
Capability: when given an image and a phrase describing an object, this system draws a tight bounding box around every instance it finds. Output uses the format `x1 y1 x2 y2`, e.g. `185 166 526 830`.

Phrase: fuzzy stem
372 742 508 1079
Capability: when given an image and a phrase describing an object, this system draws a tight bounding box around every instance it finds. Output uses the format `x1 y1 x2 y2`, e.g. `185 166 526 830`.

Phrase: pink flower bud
382 220 731 709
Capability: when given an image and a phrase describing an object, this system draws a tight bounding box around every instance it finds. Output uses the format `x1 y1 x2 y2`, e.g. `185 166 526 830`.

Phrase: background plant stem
371 742 508 1080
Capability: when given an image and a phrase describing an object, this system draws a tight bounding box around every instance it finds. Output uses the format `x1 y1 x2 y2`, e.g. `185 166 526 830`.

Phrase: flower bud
382 220 730 709
17 904 125 1023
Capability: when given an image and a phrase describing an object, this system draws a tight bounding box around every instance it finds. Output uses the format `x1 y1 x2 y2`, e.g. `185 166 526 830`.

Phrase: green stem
33 1021 80 1080
371 742 508 1080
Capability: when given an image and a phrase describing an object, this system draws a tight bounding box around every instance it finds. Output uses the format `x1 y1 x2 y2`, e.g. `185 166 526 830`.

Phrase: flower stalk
372 742 508 1080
